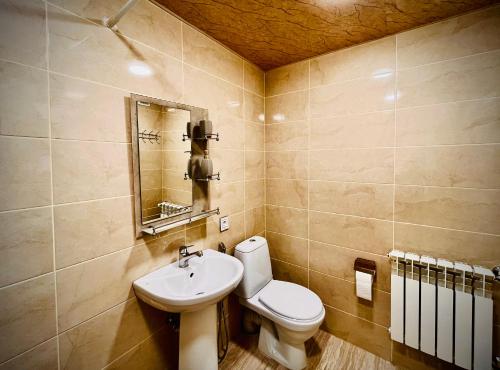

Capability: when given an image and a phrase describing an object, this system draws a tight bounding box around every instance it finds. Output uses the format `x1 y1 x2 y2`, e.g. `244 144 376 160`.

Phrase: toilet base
258 317 307 370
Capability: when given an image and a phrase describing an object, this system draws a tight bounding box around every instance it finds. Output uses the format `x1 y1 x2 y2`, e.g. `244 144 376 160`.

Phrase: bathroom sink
133 249 244 313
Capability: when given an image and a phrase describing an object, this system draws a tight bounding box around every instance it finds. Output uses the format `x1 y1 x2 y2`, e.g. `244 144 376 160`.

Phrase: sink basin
133 249 244 312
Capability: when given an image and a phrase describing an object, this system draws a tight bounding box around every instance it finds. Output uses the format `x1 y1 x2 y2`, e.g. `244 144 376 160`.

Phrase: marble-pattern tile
271 259 308 287
396 98 500 146
183 24 243 86
266 205 308 239
265 121 308 151
186 212 245 251
243 61 264 96
395 222 500 268
0 136 51 211
56 230 184 331
49 0 182 59
265 61 308 96
245 122 265 151
0 61 48 137
54 196 139 269
309 211 392 255
397 50 500 108
245 179 265 210
244 150 265 180
0 274 56 363
212 181 244 216
0 338 58 370
267 231 308 268
309 148 394 184
58 298 164 370
397 5 500 69
52 140 132 204
310 111 394 149
266 151 308 180
48 5 182 100
0 207 53 287
265 91 308 124
309 241 391 292
309 271 390 327
396 145 500 189
50 73 130 142
310 37 396 87
266 179 308 209
395 185 500 234
0 0 47 68
244 206 265 238
309 181 393 220
211 149 244 183
244 91 265 123
310 75 395 118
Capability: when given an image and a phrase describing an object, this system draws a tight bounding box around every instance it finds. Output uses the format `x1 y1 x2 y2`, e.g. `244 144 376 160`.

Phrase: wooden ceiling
155 0 498 71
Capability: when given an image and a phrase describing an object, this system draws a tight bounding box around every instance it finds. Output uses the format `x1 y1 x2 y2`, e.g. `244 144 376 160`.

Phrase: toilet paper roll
355 271 373 301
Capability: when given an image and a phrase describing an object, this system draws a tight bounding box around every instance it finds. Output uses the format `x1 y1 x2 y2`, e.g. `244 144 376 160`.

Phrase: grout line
306 59 311 289
310 269 391 294
323 304 390 329
0 270 55 291
0 335 59 367
392 34 398 262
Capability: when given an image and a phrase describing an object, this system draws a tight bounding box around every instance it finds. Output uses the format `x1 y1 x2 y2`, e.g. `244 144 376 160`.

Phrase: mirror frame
130 93 213 237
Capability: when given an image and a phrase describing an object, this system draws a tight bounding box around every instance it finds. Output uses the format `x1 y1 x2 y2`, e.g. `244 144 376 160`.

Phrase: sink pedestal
179 304 218 370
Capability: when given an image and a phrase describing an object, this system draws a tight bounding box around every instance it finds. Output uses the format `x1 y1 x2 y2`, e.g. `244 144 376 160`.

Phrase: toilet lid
259 280 323 321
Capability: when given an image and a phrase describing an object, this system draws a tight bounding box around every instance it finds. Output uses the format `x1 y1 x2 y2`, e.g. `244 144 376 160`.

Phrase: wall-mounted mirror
130 94 220 236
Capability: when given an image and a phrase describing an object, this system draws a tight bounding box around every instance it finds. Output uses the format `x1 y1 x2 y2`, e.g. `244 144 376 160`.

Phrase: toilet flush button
220 216 230 232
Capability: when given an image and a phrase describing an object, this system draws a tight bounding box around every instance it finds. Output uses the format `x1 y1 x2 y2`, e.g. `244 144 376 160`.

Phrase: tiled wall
0 0 264 368
264 5 500 367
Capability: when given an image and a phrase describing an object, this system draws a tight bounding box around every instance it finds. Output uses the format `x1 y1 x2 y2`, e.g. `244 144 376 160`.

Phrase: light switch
220 216 229 232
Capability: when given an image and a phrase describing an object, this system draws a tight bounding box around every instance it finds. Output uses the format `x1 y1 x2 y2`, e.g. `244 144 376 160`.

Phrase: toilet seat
259 280 323 321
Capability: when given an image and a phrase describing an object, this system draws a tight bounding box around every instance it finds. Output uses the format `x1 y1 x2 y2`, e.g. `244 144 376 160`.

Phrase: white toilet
234 236 325 370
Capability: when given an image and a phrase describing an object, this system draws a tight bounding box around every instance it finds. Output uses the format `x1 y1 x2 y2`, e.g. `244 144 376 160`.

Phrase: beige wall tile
139 149 162 170
395 185 500 234
245 122 265 151
52 140 132 204
212 181 244 216
0 337 58 370
245 206 265 238
212 149 244 183
309 241 391 292
186 212 245 251
245 179 265 210
397 50 500 108
0 61 48 137
266 61 308 96
184 64 243 119
271 259 308 287
310 76 394 118
245 150 265 179
56 230 184 331
50 74 130 142
58 298 164 370
141 169 162 190
265 91 308 123
395 222 500 268
162 150 185 172
266 151 308 179
0 136 51 211
397 6 500 69
0 274 56 363
310 111 394 149
309 211 392 255
266 179 308 209
265 121 308 151
310 148 393 184
50 0 182 59
0 208 53 287
54 196 139 269
244 61 265 96
183 25 243 86
310 271 390 327
309 181 393 220
244 91 265 123
310 37 396 87
391 340 453 370
48 5 182 100
266 205 308 238
0 0 46 68
209 116 245 151
322 306 391 361
267 231 308 268
396 145 500 189
396 98 500 146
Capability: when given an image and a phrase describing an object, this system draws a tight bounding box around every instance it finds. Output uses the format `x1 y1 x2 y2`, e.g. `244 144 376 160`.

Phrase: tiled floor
220 329 397 370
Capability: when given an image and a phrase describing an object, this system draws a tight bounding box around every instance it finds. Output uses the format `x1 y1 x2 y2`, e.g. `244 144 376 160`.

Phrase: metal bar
142 208 219 235
102 0 139 29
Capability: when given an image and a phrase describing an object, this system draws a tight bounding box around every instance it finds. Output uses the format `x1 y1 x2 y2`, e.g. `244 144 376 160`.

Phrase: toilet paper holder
354 258 376 279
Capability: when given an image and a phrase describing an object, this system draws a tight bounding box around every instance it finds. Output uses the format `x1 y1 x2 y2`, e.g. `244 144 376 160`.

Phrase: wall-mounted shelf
142 208 220 236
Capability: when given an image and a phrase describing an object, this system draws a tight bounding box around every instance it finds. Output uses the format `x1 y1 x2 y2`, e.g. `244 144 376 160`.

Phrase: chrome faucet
178 245 203 268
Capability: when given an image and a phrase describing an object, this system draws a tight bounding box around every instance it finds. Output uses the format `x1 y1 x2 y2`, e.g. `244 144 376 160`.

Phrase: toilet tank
234 236 273 299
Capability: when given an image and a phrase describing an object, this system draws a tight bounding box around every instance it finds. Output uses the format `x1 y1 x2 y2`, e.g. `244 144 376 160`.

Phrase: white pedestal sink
133 249 244 370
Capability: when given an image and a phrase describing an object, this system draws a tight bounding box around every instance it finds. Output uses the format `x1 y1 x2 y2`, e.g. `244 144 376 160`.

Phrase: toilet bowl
234 236 325 370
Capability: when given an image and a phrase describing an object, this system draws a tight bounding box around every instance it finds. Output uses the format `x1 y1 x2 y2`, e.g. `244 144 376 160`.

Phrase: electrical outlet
220 216 229 232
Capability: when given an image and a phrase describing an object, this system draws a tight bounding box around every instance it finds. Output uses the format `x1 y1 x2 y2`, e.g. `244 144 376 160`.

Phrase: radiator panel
420 281 435 356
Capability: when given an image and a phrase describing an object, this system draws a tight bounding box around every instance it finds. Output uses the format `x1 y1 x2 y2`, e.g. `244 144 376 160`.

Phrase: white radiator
389 251 494 370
